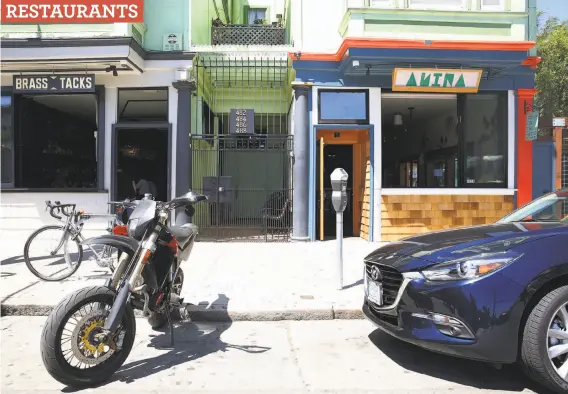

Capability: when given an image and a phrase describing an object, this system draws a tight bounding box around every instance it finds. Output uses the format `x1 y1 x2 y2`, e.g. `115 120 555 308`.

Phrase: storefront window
381 92 507 188
462 93 507 187
17 94 98 189
1 94 14 185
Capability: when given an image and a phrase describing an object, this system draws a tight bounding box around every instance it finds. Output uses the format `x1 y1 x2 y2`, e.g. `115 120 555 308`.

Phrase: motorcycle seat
170 223 198 250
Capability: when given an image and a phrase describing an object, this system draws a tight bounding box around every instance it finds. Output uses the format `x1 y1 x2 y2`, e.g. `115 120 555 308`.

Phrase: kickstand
164 306 175 347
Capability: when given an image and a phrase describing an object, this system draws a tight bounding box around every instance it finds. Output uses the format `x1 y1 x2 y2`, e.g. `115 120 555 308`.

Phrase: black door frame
316 143 354 239
110 121 172 201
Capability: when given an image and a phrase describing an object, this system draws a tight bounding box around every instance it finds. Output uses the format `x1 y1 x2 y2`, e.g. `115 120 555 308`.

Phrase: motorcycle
40 191 207 388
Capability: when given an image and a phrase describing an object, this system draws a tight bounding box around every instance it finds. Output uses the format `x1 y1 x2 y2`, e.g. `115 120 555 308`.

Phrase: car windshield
497 191 568 223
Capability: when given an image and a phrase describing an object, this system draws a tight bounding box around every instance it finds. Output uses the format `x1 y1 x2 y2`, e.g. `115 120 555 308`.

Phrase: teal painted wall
144 0 191 51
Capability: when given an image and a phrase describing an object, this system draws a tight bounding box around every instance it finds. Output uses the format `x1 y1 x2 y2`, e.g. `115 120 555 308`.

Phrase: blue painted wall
533 141 556 198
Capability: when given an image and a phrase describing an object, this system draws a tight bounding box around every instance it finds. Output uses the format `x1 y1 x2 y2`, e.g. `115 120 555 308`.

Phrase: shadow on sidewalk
63 294 270 391
368 329 553 393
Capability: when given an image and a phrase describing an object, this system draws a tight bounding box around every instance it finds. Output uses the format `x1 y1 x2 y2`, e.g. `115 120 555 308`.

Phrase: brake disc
70 310 115 365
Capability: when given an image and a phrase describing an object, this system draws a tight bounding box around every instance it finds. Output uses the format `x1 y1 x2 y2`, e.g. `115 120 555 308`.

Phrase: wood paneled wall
360 139 371 240
381 194 515 242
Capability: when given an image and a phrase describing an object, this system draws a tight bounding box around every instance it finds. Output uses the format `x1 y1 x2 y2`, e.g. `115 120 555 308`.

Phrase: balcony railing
211 24 286 46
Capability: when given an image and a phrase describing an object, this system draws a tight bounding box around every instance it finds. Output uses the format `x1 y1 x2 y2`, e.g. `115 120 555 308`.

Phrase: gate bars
189 53 294 242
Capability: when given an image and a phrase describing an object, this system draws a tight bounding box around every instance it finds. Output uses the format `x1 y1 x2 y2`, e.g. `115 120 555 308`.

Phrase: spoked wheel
148 269 184 330
522 285 568 393
41 286 136 388
24 225 83 281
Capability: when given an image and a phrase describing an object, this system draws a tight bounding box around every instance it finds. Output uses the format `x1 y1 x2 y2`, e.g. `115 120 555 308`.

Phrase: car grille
365 262 404 306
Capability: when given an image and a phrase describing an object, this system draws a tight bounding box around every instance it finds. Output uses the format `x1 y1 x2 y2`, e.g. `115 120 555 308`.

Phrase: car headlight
421 252 521 281
127 218 138 237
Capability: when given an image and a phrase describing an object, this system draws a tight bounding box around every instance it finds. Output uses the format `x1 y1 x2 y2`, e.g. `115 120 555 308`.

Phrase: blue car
363 190 568 393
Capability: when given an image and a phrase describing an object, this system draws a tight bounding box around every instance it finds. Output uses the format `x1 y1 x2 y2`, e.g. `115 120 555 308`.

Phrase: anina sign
392 68 482 93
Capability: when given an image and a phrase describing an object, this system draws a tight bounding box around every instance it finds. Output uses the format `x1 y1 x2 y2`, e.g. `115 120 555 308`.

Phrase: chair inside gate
261 191 291 240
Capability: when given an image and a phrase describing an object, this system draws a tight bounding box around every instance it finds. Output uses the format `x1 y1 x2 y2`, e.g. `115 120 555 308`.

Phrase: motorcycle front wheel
40 286 136 388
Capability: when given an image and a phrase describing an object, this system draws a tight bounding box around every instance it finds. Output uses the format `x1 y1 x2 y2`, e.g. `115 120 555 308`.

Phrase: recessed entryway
315 128 371 241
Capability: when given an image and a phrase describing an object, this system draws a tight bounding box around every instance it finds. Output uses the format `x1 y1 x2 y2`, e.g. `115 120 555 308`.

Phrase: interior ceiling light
394 113 403 126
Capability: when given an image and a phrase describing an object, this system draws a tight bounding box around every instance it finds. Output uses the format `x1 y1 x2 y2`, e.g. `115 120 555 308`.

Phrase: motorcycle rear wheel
40 286 136 388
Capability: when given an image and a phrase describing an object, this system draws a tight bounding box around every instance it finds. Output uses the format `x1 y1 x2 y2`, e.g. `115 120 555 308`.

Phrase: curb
1 304 364 322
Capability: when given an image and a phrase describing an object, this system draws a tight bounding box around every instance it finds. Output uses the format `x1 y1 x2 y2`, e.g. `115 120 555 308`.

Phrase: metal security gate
189 53 294 242
563 130 568 188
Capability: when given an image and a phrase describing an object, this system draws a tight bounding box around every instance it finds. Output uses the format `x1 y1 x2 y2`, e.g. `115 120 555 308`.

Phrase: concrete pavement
1 232 381 320
1 317 546 393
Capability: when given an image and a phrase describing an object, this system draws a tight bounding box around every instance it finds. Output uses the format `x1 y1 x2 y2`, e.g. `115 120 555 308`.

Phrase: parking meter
330 168 349 290
330 168 349 212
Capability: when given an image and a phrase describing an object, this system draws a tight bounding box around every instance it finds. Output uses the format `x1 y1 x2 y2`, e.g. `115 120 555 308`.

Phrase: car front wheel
522 285 568 393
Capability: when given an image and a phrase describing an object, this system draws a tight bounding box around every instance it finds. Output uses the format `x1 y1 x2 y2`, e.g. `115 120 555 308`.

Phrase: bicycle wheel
24 225 83 281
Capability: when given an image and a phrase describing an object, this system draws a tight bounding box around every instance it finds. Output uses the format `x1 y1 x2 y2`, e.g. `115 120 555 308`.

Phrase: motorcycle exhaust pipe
103 282 131 332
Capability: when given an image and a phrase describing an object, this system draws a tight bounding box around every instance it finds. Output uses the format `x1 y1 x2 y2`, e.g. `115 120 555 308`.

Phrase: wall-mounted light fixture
175 68 189 81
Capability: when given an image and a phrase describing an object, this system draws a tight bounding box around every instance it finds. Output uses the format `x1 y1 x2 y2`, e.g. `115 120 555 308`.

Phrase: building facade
0 0 296 242
289 0 545 242
1 0 548 244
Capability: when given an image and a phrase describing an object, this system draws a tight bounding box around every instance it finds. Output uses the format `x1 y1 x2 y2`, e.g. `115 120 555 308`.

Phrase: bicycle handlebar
45 200 76 220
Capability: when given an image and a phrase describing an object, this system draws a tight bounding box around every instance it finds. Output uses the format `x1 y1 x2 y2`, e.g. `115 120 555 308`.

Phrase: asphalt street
1 317 550 394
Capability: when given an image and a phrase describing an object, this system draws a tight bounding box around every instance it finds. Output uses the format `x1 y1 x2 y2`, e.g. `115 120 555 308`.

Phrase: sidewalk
1 231 382 321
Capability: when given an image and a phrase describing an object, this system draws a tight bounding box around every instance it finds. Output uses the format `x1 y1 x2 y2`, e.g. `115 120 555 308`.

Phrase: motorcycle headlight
127 219 138 237
421 252 521 282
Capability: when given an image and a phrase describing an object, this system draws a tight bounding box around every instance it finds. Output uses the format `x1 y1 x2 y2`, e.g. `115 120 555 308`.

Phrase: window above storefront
318 89 369 125
367 0 506 11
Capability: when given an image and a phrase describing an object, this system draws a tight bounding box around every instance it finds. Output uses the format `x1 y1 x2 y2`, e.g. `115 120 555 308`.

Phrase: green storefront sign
392 68 482 93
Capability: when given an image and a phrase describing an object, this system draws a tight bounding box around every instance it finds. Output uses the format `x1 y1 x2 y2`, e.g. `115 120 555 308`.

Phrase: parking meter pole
336 211 343 290
330 168 348 291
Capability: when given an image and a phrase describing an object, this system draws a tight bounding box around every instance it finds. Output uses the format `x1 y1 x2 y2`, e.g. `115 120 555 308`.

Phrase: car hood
365 222 565 272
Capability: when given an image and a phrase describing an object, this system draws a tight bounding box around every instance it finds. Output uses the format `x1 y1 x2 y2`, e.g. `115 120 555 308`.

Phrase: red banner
1 0 144 23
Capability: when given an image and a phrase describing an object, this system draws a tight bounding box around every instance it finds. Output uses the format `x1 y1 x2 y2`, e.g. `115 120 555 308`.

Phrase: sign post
330 168 349 290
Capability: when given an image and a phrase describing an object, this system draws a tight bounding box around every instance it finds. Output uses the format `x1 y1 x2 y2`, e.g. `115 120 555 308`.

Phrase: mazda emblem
370 266 382 281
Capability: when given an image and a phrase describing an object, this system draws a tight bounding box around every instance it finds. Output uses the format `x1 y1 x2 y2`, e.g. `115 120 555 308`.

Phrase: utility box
330 168 349 212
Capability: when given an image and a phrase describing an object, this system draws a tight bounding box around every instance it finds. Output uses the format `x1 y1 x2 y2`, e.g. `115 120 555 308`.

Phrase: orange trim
521 56 541 69
517 88 538 99
516 90 535 207
555 125 563 190
289 38 536 62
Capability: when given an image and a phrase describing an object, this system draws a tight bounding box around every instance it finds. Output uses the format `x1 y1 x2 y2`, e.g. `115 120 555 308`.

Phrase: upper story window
408 0 466 10
370 0 394 7
480 0 505 11
248 8 267 24
318 89 370 124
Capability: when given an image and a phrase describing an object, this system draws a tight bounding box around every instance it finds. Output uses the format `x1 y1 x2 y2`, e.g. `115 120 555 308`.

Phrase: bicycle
23 200 120 281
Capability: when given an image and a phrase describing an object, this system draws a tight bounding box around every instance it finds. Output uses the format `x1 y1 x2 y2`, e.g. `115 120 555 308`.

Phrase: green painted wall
143 0 190 50
0 23 117 37
341 5 530 42
191 0 216 45
365 20 512 36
